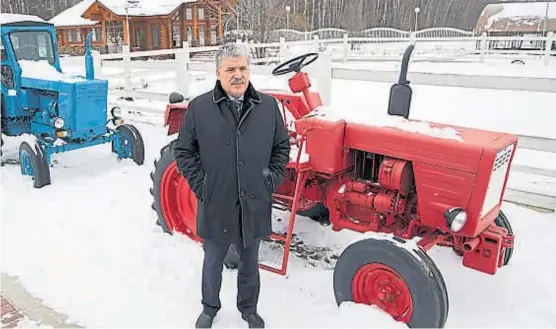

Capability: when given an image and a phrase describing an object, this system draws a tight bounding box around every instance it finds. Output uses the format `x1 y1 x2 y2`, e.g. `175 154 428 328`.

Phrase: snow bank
19 60 85 83
310 105 464 142
1 121 556 328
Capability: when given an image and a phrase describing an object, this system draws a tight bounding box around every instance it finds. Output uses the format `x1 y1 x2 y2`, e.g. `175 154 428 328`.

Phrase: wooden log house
49 0 238 54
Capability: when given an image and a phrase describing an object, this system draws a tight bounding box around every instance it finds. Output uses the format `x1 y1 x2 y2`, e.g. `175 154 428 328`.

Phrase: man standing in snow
174 42 291 328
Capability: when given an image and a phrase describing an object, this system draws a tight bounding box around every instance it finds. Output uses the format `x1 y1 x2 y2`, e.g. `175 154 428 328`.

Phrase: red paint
157 63 517 314
159 162 202 243
352 263 413 323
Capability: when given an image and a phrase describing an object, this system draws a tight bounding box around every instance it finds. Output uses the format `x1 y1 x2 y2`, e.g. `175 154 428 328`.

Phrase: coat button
239 160 244 166
225 141 230 146
240 191 245 197
251 194 256 199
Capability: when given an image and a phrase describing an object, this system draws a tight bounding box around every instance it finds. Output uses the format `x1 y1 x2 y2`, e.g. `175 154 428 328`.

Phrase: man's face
216 56 250 98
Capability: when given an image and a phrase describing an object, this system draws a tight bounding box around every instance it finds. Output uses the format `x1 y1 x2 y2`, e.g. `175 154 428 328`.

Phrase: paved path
1 273 83 328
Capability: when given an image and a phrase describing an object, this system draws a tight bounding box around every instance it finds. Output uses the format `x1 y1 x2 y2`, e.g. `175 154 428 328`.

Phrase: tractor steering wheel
272 52 319 76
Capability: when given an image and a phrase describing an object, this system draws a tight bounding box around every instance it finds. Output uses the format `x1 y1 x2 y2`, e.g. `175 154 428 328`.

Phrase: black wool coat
174 80 291 246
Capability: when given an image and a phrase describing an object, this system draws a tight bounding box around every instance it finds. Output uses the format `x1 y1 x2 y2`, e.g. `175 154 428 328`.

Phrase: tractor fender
164 103 188 136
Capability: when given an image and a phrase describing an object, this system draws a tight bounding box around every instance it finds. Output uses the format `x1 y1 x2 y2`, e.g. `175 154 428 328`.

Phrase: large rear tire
333 234 449 328
150 140 201 242
150 140 239 268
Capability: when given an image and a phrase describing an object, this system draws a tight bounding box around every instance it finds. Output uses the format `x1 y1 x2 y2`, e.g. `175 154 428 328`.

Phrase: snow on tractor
0 14 144 188
150 46 516 328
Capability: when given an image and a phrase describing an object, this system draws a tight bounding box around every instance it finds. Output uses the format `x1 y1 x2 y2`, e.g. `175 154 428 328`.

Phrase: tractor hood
18 59 92 92
296 105 518 174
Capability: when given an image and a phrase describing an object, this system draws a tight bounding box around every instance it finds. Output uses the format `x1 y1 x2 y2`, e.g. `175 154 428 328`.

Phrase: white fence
89 37 556 213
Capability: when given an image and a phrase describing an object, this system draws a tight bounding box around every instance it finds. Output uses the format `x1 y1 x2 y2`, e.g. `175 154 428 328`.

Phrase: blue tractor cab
1 13 144 188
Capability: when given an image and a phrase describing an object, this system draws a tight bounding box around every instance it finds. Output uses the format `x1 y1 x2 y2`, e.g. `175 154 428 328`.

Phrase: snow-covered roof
49 0 98 27
0 13 49 25
97 0 199 17
478 2 556 32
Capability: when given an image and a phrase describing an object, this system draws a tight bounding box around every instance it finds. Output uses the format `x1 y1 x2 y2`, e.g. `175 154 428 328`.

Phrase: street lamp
286 5 291 29
414 7 420 32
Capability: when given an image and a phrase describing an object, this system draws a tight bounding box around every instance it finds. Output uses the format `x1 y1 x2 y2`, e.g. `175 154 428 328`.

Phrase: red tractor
150 46 516 328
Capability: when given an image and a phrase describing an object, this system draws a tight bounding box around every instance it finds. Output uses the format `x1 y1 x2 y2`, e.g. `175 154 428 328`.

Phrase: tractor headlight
53 117 65 129
111 106 122 118
444 208 468 232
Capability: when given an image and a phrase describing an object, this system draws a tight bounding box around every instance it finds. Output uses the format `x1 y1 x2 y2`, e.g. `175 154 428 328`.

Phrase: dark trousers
201 238 261 317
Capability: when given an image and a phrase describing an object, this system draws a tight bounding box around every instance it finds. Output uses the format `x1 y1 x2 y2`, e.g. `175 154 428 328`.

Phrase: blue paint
85 32 94 80
1 17 144 184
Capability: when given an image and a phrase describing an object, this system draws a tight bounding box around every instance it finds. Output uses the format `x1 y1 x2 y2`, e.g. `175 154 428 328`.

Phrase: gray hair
215 43 250 68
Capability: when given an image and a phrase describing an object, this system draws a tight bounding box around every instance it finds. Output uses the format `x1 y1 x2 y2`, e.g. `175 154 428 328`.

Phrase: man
174 43 291 328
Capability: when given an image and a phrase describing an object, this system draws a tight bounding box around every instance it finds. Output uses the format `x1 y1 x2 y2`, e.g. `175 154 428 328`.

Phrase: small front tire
112 124 145 165
19 140 51 188
333 235 449 328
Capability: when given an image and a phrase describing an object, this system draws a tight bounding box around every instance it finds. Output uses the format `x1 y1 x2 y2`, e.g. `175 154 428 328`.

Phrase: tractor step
259 169 310 275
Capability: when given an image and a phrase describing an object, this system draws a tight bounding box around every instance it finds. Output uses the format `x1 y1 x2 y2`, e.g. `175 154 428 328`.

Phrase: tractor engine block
328 152 417 237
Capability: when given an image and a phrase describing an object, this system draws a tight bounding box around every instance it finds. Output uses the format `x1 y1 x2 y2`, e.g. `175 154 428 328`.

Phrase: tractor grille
480 143 515 218
76 83 106 101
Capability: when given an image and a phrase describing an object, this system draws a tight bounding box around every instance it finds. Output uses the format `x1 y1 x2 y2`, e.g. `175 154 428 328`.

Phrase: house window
92 27 102 42
152 23 160 48
106 21 123 44
172 23 181 47
186 8 192 20
67 29 82 42
198 8 204 20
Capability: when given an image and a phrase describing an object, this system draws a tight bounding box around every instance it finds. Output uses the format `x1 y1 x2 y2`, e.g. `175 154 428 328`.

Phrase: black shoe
241 313 265 328
195 312 214 328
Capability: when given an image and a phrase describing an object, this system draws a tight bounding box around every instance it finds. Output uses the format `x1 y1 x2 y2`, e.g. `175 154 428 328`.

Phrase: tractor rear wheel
494 210 513 266
19 140 51 188
333 235 449 328
112 124 145 165
150 140 240 269
150 140 201 242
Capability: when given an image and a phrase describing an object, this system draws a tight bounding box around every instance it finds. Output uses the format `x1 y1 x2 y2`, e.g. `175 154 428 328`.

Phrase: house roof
477 2 556 32
49 0 98 27
97 0 199 17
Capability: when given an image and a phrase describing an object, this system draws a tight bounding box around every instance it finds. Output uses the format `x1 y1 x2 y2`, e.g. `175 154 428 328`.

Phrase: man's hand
174 101 205 199
267 100 291 192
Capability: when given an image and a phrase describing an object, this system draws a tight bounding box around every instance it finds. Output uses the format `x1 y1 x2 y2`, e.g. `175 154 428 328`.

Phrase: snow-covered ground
1 54 556 328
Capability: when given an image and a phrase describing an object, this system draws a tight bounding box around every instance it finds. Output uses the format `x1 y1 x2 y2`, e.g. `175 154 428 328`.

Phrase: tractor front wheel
333 235 449 328
112 124 145 165
494 210 513 266
19 140 51 188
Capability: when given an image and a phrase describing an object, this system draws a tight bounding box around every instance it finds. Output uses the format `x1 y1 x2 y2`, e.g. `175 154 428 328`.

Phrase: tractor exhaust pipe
387 44 415 119
84 32 94 80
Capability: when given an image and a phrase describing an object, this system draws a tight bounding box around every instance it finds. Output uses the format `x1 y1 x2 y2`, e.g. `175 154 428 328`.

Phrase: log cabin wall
54 0 232 54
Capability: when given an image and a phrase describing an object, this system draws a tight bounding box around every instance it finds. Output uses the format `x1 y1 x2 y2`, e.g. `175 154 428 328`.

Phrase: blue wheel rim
20 150 34 176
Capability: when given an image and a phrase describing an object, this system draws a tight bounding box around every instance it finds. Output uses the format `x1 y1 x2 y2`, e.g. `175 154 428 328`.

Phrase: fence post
343 33 349 63
176 41 190 99
480 32 487 63
92 50 103 80
316 50 332 106
313 35 320 52
122 45 131 98
545 32 554 66
279 37 286 62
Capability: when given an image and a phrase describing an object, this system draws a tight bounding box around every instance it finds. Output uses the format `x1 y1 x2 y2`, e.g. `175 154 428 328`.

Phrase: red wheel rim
159 161 202 243
352 263 413 323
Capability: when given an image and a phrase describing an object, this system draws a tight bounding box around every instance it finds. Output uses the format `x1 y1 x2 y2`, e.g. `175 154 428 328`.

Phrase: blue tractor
1 14 144 188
